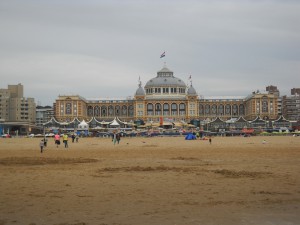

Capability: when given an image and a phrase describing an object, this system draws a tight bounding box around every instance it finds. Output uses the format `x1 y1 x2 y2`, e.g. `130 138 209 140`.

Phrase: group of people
112 131 121 145
39 133 79 153
39 130 123 153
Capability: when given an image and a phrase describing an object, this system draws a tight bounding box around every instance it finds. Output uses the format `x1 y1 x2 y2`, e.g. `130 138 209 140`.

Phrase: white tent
110 118 120 126
78 120 89 130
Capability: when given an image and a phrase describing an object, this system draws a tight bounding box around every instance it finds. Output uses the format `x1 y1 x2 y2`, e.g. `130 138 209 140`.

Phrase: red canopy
242 128 254 134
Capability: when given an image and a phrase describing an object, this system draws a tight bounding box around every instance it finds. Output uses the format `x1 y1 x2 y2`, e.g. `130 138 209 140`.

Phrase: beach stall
77 120 89 136
109 118 120 128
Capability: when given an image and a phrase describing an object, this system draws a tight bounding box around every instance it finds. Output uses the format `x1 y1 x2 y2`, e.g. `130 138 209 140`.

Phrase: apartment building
0 84 36 134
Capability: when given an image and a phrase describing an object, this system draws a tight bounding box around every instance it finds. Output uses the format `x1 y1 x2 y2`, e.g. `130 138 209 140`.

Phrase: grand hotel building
54 65 278 125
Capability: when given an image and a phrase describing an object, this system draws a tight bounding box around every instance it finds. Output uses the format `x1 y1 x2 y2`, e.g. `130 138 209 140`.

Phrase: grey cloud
0 0 299 105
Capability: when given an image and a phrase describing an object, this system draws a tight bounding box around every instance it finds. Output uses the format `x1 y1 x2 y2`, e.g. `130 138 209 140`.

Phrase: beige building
244 91 278 120
54 65 278 126
0 83 36 134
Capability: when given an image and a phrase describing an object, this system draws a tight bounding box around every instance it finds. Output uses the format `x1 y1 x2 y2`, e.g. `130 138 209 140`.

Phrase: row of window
86 105 134 117
146 103 186 111
145 103 245 116
146 111 186 116
59 102 277 118
145 87 186 94
199 104 245 115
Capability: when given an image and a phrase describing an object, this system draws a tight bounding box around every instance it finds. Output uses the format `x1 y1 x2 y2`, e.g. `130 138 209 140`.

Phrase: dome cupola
135 77 145 96
187 84 197 95
187 79 197 95
144 64 187 99
145 65 186 88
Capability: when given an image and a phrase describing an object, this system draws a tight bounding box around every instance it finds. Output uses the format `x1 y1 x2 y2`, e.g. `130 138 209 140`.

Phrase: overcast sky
1 0 299 106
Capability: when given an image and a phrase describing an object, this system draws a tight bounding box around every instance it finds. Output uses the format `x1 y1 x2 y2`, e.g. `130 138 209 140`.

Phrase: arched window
87 106 93 117
155 103 162 115
199 105 204 115
108 105 114 117
101 106 107 117
225 104 231 115
163 103 169 115
147 103 153 116
218 104 224 116
94 106 100 117
121 105 127 116
232 104 238 116
128 105 134 116
179 103 185 115
66 103 72 115
115 105 120 116
171 103 177 115
211 104 217 115
239 104 245 115
205 105 210 114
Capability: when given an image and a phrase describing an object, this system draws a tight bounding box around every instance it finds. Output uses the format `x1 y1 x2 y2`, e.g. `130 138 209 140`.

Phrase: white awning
110 119 120 126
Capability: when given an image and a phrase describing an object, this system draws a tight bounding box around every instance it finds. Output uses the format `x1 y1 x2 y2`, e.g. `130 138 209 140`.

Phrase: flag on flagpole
188 75 192 80
160 51 165 58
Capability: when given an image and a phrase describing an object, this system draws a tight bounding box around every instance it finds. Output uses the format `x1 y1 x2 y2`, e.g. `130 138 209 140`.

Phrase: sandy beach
0 135 299 225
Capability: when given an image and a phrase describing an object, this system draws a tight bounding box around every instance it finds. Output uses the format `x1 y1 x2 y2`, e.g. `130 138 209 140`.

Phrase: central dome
145 66 186 88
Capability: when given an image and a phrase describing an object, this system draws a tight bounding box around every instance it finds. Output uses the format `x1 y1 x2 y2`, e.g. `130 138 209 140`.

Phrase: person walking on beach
112 131 117 145
40 139 44 153
71 134 75 143
43 137 48 147
54 133 60 148
63 133 69 148
209 136 212 144
116 132 121 144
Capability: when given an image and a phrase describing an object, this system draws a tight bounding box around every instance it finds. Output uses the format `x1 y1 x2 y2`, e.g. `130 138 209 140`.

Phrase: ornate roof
209 117 226 123
187 85 197 95
145 65 186 88
274 115 290 122
235 116 248 123
135 78 145 96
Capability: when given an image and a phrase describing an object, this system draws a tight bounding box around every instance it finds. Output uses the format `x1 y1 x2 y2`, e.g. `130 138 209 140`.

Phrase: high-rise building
0 84 36 134
291 88 300 96
266 85 280 97
282 88 300 121
266 85 282 116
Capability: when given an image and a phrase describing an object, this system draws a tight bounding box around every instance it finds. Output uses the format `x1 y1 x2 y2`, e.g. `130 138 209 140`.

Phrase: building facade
0 83 36 134
282 94 300 121
36 105 54 128
291 88 300 96
54 65 279 125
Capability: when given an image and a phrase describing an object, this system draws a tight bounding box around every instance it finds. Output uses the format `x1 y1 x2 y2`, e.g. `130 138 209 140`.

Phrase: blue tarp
185 133 196 140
